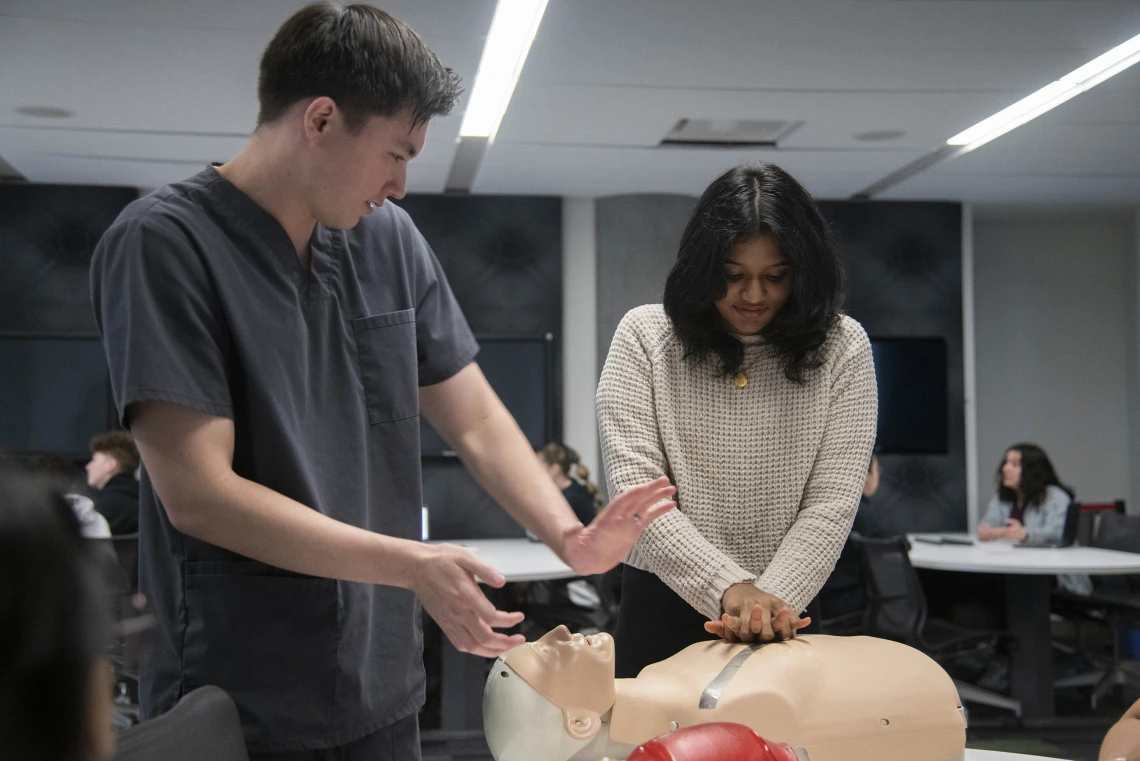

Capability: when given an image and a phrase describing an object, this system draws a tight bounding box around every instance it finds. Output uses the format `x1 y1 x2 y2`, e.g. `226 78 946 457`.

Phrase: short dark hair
257 3 462 130
663 162 845 383
0 463 109 761
90 430 140 473
997 443 1074 508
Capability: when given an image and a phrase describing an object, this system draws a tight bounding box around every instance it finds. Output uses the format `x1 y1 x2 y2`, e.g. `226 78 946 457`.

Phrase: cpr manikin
483 626 967 761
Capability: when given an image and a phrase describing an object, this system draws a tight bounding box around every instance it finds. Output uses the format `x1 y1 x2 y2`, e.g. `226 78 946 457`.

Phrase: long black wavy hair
663 162 845 383
997 443 1074 508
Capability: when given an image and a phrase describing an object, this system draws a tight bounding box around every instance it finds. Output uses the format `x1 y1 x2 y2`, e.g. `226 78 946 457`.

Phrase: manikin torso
483 629 966 761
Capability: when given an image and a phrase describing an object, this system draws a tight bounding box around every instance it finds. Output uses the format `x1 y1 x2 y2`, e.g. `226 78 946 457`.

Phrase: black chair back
852 534 926 646
1092 512 1140 554
1090 512 1140 595
1077 500 1127 546
1059 501 1080 547
114 686 249 761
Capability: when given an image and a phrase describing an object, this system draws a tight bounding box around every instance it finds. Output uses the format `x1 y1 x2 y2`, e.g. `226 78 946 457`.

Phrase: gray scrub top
90 166 478 753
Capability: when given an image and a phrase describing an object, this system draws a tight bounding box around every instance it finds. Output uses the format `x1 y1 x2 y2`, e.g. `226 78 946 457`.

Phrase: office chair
113 686 249 761
855 534 1021 717
1052 509 1140 708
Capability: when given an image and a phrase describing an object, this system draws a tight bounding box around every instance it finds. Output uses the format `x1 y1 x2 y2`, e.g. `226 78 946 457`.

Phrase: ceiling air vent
660 118 802 148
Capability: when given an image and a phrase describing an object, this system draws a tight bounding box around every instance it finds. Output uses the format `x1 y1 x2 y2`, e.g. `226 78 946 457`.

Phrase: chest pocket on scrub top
352 309 418 424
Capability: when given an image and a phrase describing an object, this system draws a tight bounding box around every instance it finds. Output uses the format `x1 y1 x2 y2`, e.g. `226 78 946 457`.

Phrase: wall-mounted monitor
421 335 555 457
869 337 948 455
0 334 114 456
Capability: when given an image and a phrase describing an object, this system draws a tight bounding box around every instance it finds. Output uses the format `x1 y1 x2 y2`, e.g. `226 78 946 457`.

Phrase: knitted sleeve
597 309 755 621
755 323 879 613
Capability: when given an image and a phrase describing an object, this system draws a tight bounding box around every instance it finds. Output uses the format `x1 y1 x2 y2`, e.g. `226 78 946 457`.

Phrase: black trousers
613 565 824 678
249 713 420 761
613 565 719 678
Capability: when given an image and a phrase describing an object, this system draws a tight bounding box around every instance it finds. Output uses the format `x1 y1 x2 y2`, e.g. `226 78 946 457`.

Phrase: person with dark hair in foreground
597 162 877 677
90 4 673 758
0 463 115 761
86 430 141 535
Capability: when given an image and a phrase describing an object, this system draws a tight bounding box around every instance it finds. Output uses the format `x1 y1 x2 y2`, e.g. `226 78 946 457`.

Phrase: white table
908 534 1140 724
443 537 574 581
431 538 577 731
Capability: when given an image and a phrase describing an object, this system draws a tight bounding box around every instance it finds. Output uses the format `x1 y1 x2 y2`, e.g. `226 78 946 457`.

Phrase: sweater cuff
703 561 757 621
754 572 804 616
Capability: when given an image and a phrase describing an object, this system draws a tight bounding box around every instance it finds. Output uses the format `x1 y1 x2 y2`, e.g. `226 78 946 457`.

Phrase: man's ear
563 709 603 742
302 96 338 140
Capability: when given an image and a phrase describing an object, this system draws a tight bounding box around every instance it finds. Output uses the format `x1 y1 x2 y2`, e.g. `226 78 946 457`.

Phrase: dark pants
613 565 824 678
614 565 719 678
249 714 420 761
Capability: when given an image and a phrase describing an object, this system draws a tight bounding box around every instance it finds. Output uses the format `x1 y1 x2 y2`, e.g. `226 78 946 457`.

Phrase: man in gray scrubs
90 5 675 759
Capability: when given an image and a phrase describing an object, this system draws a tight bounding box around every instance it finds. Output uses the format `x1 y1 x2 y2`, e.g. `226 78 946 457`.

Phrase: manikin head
484 626 616 761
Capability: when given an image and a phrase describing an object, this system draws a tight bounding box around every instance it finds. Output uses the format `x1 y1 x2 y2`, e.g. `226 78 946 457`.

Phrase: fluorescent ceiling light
459 0 549 140
947 30 1140 150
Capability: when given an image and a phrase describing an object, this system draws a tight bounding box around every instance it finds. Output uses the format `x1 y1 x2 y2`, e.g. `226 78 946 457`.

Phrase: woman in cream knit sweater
597 162 878 677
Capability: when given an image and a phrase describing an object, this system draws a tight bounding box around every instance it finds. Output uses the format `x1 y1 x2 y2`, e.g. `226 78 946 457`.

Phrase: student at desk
977 443 1089 598
977 443 1072 544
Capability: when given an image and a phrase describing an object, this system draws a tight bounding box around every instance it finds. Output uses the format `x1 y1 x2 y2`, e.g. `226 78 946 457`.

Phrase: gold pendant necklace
733 372 748 389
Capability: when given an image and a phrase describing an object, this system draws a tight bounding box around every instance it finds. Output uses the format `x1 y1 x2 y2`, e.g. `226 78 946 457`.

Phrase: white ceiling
1 0 1138 203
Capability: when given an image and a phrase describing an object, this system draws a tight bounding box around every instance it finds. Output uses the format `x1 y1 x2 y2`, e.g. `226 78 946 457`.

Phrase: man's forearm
448 402 581 557
166 472 429 588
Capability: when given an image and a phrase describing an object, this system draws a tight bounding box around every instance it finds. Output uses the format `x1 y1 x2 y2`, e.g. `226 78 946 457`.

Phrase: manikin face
1001 449 1022 491
301 101 428 231
485 626 616 761
85 452 120 490
713 234 793 336
528 625 614 672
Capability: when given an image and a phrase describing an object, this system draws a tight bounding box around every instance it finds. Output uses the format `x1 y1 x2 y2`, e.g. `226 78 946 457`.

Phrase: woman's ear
563 709 603 742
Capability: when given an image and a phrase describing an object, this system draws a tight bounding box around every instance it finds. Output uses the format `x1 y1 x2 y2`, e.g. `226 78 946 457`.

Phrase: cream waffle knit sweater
597 305 877 620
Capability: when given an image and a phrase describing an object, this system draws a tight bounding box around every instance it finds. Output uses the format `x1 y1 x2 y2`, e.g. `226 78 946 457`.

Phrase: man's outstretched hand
410 543 527 657
558 477 676 576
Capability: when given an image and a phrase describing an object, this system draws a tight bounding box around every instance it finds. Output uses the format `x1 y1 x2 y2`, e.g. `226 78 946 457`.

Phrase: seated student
977 442 1089 598
1101 695 1140 760
85 430 141 535
977 443 1071 544
0 462 115 761
818 451 889 621
538 442 602 526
